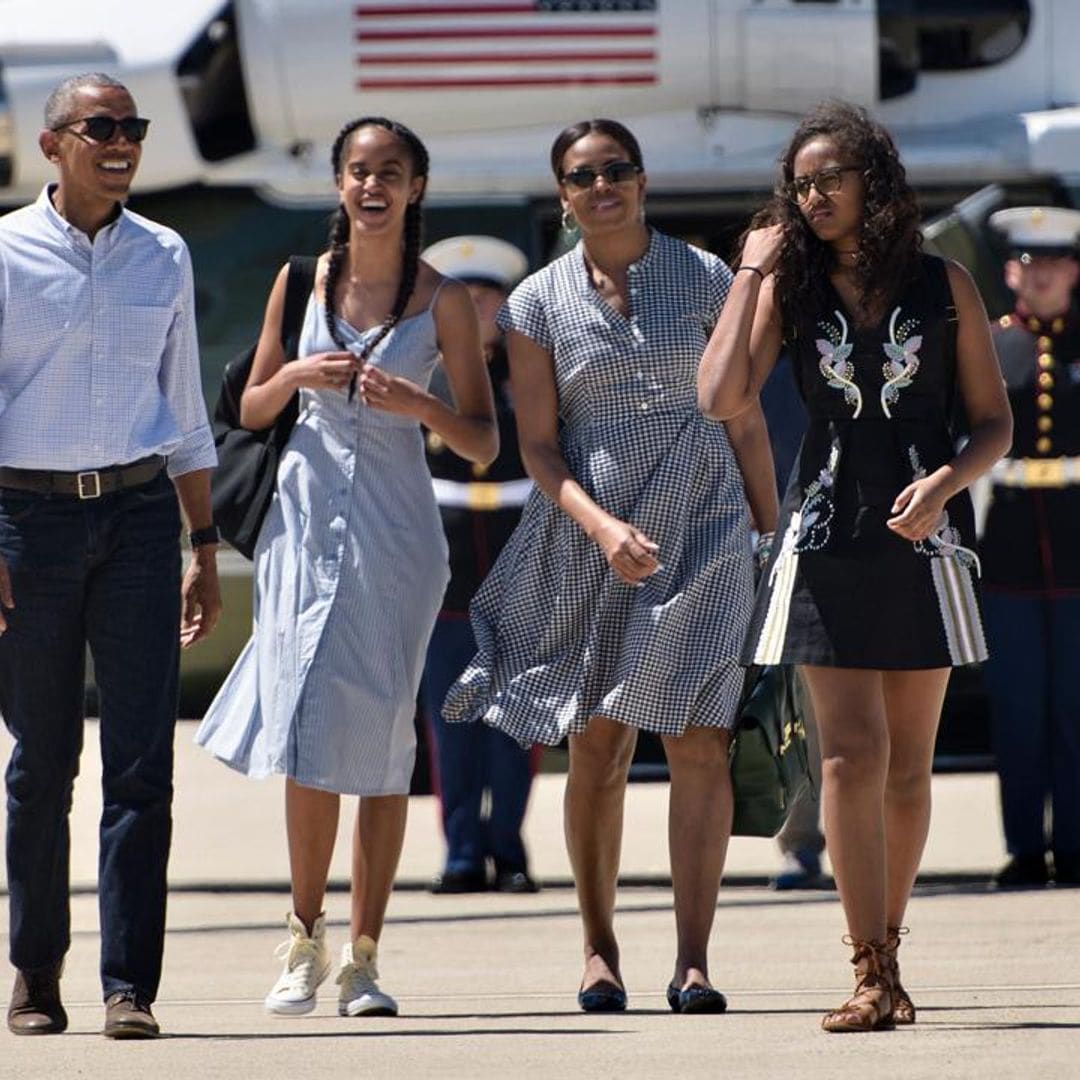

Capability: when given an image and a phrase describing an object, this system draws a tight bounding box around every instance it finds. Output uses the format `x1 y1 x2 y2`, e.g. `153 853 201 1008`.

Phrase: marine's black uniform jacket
426 344 530 614
982 307 1080 595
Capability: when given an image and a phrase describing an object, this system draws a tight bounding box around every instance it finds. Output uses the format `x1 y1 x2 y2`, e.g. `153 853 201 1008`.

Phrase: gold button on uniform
1052 317 1065 333
1038 415 1053 433
1037 336 1053 350
1036 436 1053 454
1038 371 1055 389
426 432 446 454
1037 393 1054 410
471 461 489 479
1038 352 1054 369
1027 317 1041 331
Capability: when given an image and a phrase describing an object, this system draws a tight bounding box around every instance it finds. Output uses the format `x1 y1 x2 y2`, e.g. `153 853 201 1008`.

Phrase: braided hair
743 100 921 331
324 117 430 364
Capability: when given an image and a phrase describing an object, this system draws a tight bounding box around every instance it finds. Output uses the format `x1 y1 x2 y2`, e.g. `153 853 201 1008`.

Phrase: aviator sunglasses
787 165 863 203
561 160 641 189
52 115 151 144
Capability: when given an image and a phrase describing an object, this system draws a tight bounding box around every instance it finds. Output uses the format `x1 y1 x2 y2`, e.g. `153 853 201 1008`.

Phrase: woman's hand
358 363 429 418
287 351 358 392
887 475 949 541
739 224 785 277
593 517 661 585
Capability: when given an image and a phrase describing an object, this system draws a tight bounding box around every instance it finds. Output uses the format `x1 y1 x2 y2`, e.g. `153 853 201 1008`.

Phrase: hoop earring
561 207 579 240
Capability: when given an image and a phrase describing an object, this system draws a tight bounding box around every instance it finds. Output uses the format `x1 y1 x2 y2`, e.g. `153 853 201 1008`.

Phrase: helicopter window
176 3 256 163
879 0 1030 95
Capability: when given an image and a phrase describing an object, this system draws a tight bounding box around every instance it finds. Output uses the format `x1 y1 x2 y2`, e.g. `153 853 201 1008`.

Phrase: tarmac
0 721 1077 1080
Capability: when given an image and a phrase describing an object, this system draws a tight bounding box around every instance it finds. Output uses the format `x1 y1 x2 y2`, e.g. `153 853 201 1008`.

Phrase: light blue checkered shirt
0 187 215 477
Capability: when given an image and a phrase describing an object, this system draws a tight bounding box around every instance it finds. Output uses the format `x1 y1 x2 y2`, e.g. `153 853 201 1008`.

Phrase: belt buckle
77 471 102 499
467 482 500 511
1024 459 1063 488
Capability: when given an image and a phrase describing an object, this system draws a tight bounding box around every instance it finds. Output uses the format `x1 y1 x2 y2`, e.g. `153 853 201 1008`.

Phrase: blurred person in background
983 207 1080 889
420 235 540 895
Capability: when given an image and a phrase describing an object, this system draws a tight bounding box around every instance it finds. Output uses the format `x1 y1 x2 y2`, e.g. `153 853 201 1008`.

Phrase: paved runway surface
1 722 1077 1079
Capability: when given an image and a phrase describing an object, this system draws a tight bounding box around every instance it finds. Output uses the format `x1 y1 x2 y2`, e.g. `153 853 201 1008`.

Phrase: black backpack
210 256 317 559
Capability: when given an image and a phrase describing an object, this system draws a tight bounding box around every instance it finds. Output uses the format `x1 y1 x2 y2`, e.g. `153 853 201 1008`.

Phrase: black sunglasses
787 165 863 203
561 161 641 189
52 115 151 144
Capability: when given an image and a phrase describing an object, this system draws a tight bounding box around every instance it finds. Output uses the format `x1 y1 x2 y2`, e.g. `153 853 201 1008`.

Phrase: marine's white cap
989 206 1080 261
422 235 528 291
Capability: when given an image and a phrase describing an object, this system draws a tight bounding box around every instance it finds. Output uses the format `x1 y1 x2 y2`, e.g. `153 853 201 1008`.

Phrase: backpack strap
280 255 318 361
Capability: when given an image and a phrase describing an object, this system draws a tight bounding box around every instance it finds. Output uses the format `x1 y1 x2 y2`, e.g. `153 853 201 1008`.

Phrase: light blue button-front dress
196 291 450 795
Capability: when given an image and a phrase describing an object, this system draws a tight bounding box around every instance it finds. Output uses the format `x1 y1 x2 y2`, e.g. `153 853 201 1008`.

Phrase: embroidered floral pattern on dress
770 444 840 589
816 311 862 418
757 442 841 663
907 446 981 575
880 308 922 418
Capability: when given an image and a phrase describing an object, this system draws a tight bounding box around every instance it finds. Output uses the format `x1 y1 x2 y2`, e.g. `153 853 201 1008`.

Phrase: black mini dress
742 254 987 669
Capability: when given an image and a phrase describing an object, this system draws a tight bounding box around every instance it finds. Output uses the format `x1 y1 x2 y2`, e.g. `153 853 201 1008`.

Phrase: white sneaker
264 912 331 1015
336 936 398 1017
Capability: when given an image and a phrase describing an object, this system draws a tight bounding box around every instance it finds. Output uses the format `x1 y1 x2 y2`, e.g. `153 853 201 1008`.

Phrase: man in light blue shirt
0 72 221 1040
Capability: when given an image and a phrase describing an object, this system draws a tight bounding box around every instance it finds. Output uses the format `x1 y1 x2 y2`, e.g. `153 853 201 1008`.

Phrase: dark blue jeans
421 616 534 876
983 592 1080 859
0 472 181 1002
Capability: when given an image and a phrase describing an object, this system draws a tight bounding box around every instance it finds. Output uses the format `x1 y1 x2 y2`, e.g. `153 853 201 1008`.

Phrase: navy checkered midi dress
442 230 754 746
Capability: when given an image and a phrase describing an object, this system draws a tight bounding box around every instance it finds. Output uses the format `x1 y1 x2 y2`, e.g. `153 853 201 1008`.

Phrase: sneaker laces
336 955 379 997
274 935 323 984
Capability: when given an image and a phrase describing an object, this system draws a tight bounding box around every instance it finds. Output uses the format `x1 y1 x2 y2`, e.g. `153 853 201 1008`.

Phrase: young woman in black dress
698 101 1012 1032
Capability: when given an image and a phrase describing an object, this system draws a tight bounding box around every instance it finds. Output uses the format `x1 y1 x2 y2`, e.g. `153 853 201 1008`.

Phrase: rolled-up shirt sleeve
161 244 216 478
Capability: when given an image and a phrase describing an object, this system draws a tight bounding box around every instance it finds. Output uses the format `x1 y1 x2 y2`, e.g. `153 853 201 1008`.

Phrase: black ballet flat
666 983 728 1015
577 981 627 1013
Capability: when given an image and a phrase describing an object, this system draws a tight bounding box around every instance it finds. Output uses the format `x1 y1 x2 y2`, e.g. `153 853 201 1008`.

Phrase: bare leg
350 794 409 942
285 778 341 933
564 715 638 991
662 726 733 990
799 666 890 943
882 668 950 927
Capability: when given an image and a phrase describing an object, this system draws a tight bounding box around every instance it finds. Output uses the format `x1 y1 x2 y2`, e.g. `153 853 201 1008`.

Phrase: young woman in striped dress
196 117 496 1017
698 101 1012 1032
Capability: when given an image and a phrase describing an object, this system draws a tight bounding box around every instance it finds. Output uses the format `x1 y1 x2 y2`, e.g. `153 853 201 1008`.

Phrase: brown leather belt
0 456 165 499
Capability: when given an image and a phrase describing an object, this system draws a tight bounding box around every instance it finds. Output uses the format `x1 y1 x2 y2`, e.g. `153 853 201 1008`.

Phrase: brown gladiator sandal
821 936 895 1033
885 926 915 1024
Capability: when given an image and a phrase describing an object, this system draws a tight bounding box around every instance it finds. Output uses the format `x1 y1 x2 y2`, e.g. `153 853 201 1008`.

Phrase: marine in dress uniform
984 206 1080 887
419 236 540 893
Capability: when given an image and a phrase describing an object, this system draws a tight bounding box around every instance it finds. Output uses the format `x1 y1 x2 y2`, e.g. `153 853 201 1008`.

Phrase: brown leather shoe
103 991 160 1039
8 964 68 1035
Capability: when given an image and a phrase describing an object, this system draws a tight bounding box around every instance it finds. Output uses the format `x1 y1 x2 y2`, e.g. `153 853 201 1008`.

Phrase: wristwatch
188 524 221 548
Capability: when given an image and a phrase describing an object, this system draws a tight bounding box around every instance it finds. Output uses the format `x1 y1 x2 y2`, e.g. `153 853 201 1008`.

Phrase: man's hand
0 553 13 635
180 548 222 648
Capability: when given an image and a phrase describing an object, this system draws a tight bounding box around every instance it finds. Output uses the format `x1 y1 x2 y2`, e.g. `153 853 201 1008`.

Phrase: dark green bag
729 665 812 838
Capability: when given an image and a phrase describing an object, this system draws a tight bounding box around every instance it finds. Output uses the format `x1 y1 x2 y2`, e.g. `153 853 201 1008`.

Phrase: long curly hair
746 100 922 330
324 117 430 359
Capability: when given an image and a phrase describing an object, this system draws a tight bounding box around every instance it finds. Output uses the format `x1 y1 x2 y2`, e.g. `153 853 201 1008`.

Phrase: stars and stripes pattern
354 0 659 91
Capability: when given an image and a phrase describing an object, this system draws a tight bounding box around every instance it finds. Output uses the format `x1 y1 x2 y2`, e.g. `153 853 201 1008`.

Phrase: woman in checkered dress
698 102 1012 1032
444 120 778 1013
